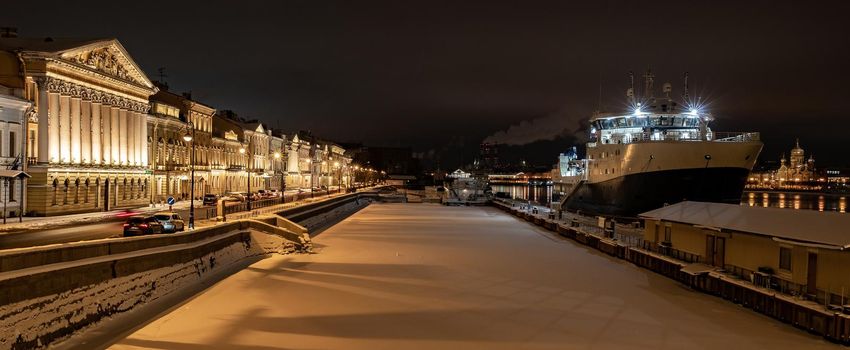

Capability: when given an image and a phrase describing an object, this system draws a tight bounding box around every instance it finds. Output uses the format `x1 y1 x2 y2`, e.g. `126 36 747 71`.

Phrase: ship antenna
643 68 655 100
682 72 690 108
627 71 635 106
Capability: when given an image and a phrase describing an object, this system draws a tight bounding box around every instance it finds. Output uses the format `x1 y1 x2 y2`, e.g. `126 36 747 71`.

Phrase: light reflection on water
743 191 845 213
491 184 553 206
493 184 845 213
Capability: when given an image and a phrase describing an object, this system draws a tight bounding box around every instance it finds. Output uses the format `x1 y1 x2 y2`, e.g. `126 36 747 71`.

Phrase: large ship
554 71 763 218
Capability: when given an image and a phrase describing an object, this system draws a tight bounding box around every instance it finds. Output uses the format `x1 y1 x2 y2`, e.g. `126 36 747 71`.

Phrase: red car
123 216 165 236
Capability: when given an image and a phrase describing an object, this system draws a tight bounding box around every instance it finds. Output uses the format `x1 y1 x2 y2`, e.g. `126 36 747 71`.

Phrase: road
0 206 205 250
104 204 836 350
0 221 126 250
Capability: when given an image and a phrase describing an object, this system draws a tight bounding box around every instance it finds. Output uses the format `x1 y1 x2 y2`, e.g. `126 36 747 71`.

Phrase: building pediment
57 40 154 89
224 130 239 141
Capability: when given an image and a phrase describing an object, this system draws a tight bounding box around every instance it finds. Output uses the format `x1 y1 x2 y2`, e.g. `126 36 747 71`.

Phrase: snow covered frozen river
108 204 837 349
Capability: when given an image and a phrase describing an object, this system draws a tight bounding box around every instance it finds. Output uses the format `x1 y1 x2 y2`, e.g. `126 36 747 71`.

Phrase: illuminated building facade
1 38 158 215
747 139 818 190
0 87 32 217
148 85 215 203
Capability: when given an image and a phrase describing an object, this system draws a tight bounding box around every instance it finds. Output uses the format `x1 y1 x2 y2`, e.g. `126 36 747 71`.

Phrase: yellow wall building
641 201 850 303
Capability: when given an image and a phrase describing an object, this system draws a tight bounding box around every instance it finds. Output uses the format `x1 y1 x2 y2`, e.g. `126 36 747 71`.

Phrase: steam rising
483 108 584 146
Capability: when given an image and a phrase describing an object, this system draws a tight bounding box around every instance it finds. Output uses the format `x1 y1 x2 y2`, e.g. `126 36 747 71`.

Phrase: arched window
63 178 70 205
74 179 80 204
52 179 58 206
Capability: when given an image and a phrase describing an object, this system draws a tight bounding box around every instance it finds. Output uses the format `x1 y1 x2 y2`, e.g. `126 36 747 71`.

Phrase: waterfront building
242 121 269 193
748 139 818 190
267 131 286 191
148 84 215 202
1 37 158 215
641 201 850 304
448 169 471 179
211 111 249 194
285 133 312 190
0 86 32 218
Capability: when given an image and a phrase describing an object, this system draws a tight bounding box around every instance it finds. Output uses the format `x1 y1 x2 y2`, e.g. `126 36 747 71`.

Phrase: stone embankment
0 191 384 350
491 199 850 345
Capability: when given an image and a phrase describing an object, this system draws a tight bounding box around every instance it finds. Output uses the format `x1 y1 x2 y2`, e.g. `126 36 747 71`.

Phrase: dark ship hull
563 167 750 218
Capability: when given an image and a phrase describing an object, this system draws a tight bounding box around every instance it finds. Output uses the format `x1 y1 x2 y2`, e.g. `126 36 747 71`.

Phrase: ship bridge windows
595 116 701 130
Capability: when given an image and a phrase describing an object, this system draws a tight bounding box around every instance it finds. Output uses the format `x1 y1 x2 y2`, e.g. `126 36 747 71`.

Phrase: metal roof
640 201 850 249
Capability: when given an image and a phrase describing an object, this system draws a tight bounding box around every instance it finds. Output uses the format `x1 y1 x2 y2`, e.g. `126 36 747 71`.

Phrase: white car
153 212 186 233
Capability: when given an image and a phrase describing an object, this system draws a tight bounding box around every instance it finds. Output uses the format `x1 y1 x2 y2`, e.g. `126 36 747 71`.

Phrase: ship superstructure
554 71 763 217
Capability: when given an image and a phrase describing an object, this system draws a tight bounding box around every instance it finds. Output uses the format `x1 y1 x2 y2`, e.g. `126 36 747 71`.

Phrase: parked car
123 216 165 236
153 212 186 233
224 192 247 202
202 193 219 206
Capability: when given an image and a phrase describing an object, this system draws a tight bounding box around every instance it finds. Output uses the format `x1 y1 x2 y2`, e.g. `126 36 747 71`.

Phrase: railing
710 131 760 142
640 240 702 263
598 131 760 145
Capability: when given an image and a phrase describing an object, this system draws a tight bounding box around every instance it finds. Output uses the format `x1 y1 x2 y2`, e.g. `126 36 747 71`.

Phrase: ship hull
563 167 750 218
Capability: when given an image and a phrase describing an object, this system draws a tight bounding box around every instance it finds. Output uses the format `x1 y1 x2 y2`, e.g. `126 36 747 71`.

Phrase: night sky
3 1 849 168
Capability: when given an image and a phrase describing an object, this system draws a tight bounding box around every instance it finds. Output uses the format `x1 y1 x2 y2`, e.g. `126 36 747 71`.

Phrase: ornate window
63 179 70 205
52 179 58 206
74 179 80 204
84 179 90 204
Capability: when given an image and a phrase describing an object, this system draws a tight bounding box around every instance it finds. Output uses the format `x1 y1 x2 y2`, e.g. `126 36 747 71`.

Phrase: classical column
70 95 81 164
127 110 135 166
119 108 128 165
102 104 112 165
140 112 148 167
37 85 50 164
91 99 101 165
110 106 119 165
134 111 142 166
58 95 70 163
81 97 91 164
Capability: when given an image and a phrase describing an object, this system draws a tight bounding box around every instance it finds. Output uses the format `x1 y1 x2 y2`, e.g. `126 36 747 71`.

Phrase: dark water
491 184 553 206
492 184 846 213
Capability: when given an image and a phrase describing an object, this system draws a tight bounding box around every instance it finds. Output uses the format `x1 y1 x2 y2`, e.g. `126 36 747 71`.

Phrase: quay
493 198 850 345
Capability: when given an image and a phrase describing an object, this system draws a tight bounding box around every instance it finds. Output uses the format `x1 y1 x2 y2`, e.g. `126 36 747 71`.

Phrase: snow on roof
640 201 850 248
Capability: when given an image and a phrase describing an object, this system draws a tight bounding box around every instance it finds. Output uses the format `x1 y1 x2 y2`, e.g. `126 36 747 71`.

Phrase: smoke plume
483 108 584 146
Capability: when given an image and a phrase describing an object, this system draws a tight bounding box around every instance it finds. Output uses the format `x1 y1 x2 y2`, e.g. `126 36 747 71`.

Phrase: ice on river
108 204 837 349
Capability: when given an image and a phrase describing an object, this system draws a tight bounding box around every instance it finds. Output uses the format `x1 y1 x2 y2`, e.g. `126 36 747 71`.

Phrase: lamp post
333 161 340 195
239 144 250 211
274 150 283 203
182 123 195 230
305 158 313 198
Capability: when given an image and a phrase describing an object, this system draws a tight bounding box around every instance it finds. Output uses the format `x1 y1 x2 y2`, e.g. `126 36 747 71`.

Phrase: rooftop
640 201 850 249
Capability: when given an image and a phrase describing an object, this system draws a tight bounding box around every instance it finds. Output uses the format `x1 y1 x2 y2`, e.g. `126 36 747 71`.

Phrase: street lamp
183 124 195 230
273 151 283 202
239 145 251 211
333 161 340 194
305 158 313 198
